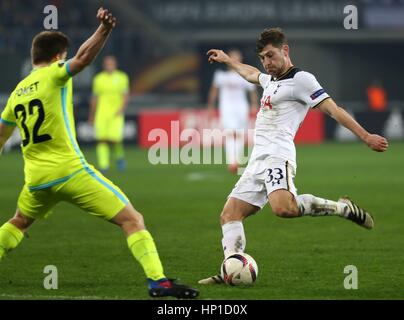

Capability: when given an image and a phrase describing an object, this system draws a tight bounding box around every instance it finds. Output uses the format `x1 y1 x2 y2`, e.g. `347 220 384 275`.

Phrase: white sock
225 134 236 165
221 221 246 258
296 194 349 217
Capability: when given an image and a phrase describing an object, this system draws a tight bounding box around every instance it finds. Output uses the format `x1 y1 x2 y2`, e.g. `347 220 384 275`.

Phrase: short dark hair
256 28 287 53
31 31 70 64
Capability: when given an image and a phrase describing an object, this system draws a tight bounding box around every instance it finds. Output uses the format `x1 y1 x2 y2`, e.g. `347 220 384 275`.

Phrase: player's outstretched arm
318 98 389 152
0 123 15 155
207 49 261 84
68 7 117 76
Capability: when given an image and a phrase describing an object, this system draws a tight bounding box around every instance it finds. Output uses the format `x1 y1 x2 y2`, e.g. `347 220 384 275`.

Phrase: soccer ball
221 252 258 286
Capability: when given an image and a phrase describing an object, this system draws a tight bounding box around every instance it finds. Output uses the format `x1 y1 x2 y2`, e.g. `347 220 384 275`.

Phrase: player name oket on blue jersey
156 303 248 317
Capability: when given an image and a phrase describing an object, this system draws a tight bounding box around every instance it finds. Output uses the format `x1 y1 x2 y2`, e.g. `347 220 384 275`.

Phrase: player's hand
97 7 117 29
364 134 389 152
207 49 230 64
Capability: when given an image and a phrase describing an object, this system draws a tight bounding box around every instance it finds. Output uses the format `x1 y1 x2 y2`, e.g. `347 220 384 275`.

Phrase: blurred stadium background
0 0 403 300
1 0 404 148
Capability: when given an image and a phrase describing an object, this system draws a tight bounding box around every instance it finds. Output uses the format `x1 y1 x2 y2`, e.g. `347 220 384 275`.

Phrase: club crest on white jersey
251 67 330 166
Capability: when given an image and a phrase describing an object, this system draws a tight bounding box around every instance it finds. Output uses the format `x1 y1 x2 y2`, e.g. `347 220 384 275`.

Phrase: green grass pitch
0 142 403 300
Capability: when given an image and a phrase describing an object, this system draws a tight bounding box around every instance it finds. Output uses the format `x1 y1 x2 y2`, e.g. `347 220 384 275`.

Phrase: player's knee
121 214 145 233
220 211 228 225
220 208 241 224
9 212 33 232
271 206 297 218
113 206 145 234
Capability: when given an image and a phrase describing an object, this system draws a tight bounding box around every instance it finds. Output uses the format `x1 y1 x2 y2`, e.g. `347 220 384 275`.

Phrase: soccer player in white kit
207 49 258 174
199 28 389 285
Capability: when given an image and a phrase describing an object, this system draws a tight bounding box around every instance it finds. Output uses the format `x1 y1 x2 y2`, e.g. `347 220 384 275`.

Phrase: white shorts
220 113 248 131
228 157 297 209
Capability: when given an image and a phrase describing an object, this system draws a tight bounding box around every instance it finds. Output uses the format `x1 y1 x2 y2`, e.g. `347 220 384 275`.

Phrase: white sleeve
293 71 330 108
212 70 222 87
258 73 271 88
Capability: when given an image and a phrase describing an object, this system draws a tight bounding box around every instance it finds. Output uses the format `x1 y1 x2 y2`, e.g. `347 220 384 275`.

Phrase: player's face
228 50 243 63
103 56 117 72
258 44 288 77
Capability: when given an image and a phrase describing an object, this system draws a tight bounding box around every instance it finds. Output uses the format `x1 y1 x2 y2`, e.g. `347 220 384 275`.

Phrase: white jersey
213 69 255 129
249 67 330 169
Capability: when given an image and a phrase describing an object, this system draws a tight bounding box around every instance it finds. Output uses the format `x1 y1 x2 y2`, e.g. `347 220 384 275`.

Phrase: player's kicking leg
336 196 374 229
199 192 374 285
0 210 34 261
198 197 260 285
269 190 374 229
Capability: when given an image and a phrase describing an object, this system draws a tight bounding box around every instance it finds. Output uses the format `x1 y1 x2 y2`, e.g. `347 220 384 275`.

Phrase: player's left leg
60 168 198 298
110 204 198 298
60 169 164 280
199 169 264 285
220 197 260 257
0 210 33 260
0 186 57 261
110 203 165 281
198 197 260 285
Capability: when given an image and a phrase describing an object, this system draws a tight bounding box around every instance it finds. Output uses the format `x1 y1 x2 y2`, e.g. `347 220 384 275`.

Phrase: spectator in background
89 55 130 173
207 49 258 174
367 79 387 112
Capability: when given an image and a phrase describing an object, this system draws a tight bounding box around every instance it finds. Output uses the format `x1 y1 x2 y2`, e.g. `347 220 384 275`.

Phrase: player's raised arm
318 98 389 152
207 49 261 85
0 122 15 155
68 7 117 76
